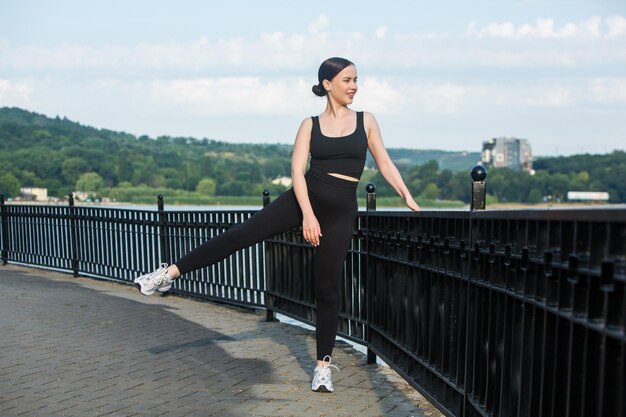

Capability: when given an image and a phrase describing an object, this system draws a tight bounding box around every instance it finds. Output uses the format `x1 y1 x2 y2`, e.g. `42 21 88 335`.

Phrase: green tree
527 188 542 204
448 171 471 202
62 157 89 184
76 172 104 192
218 180 248 196
19 170 41 187
196 178 217 196
0 173 21 197
421 182 440 200
42 178 64 197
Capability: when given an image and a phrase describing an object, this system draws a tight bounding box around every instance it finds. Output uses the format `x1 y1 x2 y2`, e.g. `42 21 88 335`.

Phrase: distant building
482 137 533 172
271 176 292 187
567 191 610 202
20 187 48 202
72 191 97 202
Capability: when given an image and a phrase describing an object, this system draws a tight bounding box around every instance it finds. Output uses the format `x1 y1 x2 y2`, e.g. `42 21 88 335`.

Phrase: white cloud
590 78 626 103
1 14 625 126
375 26 389 39
0 79 31 106
355 78 404 113
419 83 467 113
480 21 516 38
519 86 575 107
359 80 470 115
606 15 626 38
1 14 624 76
462 79 626 109
150 77 313 115
308 15 330 34
584 16 602 37
470 16 626 39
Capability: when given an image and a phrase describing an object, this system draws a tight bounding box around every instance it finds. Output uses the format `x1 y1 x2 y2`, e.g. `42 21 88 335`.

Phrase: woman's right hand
302 214 322 246
405 195 421 211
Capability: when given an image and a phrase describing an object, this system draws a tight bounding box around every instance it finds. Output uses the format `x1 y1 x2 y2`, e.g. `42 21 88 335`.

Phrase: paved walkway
0 265 443 417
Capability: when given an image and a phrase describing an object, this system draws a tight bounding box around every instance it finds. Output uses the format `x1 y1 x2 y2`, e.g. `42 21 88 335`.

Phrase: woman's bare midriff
327 172 359 182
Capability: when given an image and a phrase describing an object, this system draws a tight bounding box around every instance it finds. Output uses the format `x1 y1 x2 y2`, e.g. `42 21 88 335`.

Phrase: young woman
135 57 420 393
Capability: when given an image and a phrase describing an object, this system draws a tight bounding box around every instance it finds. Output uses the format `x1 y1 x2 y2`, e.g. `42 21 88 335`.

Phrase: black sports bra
309 111 368 179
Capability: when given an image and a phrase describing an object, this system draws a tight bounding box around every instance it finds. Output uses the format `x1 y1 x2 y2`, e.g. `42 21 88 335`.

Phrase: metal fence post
68 193 79 277
157 194 169 264
366 183 377 212
262 189 271 208
262 189 275 322
470 165 487 211
1 194 8 265
365 183 377 365
464 166 487 416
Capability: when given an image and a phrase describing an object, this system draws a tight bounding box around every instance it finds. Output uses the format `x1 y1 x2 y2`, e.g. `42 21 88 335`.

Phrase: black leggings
175 170 358 360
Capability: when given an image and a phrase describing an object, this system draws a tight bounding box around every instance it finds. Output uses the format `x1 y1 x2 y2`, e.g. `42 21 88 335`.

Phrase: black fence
1 188 624 417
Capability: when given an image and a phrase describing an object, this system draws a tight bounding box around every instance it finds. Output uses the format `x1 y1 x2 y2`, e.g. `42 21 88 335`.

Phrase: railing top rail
5 202 626 222
364 210 470 219
1 203 260 215
470 207 626 221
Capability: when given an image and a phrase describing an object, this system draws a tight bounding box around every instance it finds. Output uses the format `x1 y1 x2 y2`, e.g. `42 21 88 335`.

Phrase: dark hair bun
313 57 354 97
312 83 327 97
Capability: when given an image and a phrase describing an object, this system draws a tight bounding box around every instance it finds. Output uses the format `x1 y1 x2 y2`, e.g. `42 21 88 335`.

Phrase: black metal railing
1 167 624 417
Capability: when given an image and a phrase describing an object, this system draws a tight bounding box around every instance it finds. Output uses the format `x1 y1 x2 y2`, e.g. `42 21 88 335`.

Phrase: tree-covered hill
0 107 293 198
0 106 624 204
0 107 478 198
366 148 481 172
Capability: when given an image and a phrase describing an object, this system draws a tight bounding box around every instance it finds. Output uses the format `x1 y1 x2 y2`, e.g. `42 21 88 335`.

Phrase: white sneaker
134 263 173 296
311 355 339 393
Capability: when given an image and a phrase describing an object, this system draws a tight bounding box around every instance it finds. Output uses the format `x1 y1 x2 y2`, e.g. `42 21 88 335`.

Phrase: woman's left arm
365 112 420 211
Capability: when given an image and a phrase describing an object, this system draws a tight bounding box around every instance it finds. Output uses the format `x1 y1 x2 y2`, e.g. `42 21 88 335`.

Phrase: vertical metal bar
53 206 59 268
157 194 169 265
365 183 377 365
42 206 49 267
38 206 45 266
263 189 275 321
1 194 8 264
142 210 151 272
27 206 33 264
127 210 136 273
225 212 232 301
113 209 121 279
102 208 110 277
98 208 105 276
81 208 89 274
236 211 245 302
32 206 39 265
68 193 79 277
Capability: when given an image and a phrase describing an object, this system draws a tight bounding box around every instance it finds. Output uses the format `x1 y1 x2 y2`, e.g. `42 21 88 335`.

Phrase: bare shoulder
294 117 313 145
362 111 381 134
362 111 376 122
298 116 313 131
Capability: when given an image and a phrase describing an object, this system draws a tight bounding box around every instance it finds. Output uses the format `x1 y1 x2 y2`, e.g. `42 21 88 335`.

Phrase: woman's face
324 64 358 105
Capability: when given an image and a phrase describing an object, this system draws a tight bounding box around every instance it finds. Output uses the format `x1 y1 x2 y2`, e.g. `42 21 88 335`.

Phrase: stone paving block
0 264 443 417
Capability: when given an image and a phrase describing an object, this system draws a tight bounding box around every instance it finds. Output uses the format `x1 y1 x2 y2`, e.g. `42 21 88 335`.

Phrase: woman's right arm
291 118 322 246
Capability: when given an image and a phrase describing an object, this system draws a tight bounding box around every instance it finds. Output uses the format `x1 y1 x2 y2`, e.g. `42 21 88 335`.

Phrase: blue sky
1 0 625 156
